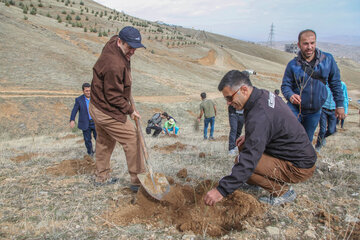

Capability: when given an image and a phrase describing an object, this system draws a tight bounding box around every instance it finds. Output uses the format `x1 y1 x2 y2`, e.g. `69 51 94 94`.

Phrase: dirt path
0 89 222 103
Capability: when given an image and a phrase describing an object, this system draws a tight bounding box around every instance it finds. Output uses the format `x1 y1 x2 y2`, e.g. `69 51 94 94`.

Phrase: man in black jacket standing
204 70 317 206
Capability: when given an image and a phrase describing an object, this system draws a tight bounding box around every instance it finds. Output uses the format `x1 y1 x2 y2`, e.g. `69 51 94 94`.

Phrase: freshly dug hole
103 180 264 237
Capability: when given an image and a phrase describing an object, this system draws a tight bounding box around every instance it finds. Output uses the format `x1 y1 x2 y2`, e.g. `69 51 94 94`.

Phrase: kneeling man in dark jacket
204 70 317 206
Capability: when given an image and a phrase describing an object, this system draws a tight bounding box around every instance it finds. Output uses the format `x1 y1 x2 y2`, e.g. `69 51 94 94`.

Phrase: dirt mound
152 142 197 154
103 180 264 237
11 153 38 163
176 168 188 178
199 152 206 158
46 155 95 176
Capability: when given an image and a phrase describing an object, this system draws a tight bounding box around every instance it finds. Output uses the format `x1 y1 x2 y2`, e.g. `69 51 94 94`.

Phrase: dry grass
0 108 359 239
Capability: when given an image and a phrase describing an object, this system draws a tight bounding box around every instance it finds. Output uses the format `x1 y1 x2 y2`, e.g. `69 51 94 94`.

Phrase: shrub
75 15 81 21
85 16 88 21
151 50 155 54
71 10 75 15
72 22 75 27
102 31 108 37
84 27 87 32
30 7 37 15
66 14 72 20
38 3 43 7
23 6 28 14
24 15 28 20
62 10 66 14
98 32 102 37
80 1 84 5
57 16 62 23
46 12 51 18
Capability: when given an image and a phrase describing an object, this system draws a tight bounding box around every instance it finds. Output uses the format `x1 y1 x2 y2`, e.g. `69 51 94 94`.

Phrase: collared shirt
84 96 92 120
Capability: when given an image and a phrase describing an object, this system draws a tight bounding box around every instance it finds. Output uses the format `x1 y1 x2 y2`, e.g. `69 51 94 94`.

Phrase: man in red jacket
89 26 146 191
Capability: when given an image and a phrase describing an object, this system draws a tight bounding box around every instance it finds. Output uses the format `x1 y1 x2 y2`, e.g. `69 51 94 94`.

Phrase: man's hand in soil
204 188 223 206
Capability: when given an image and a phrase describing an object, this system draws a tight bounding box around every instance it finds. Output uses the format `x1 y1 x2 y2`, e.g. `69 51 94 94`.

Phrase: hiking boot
203 136 208 140
130 184 140 193
259 187 297 205
93 177 119 187
209 136 215 140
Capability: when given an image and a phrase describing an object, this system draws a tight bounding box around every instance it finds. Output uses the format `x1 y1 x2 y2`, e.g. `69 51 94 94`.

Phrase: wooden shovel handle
130 96 149 161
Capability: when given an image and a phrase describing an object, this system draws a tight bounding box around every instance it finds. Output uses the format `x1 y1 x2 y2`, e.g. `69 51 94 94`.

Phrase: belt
322 107 335 112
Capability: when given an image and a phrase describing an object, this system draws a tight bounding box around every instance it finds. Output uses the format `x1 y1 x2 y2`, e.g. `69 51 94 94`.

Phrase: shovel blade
137 172 170 200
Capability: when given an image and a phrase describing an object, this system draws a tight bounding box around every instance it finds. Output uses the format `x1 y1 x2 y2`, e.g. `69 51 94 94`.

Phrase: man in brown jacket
89 26 146 191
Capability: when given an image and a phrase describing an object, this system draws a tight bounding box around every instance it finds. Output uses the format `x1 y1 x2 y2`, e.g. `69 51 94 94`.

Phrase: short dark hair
200 92 206 99
162 112 169 118
218 70 252 91
274 89 280 95
298 29 316 42
82 83 91 90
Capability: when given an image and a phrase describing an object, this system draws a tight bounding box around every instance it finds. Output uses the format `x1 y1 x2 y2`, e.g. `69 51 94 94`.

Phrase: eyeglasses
225 87 241 102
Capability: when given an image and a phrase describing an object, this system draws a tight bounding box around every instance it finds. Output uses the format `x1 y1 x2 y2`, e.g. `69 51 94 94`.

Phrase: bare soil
46 155 95 176
103 180 265 237
152 142 197 154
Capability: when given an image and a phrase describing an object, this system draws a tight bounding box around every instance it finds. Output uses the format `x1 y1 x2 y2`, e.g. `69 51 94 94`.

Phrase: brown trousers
246 153 316 197
89 103 145 184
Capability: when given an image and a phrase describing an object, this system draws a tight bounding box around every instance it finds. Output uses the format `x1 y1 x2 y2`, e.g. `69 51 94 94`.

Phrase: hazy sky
94 0 360 43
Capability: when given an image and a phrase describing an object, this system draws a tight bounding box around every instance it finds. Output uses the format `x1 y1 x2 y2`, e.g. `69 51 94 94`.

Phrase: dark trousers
316 108 337 147
146 125 162 137
336 118 345 128
228 113 244 150
83 121 97 155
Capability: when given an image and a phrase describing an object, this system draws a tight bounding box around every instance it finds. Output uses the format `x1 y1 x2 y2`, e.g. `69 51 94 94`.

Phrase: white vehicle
245 69 256 75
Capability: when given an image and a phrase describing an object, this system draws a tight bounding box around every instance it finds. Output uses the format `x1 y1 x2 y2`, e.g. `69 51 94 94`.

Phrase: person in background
163 118 179 136
70 83 96 157
228 105 244 156
89 26 146 190
146 112 164 137
198 92 217 140
337 81 349 128
315 85 337 152
281 29 344 142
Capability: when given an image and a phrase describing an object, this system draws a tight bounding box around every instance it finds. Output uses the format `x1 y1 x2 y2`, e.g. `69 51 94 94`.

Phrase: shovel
130 98 170 200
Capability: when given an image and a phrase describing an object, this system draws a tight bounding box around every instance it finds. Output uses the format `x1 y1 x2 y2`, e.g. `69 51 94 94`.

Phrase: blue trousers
204 117 215 139
287 102 321 142
83 121 97 154
164 126 179 135
228 113 244 150
316 108 337 147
